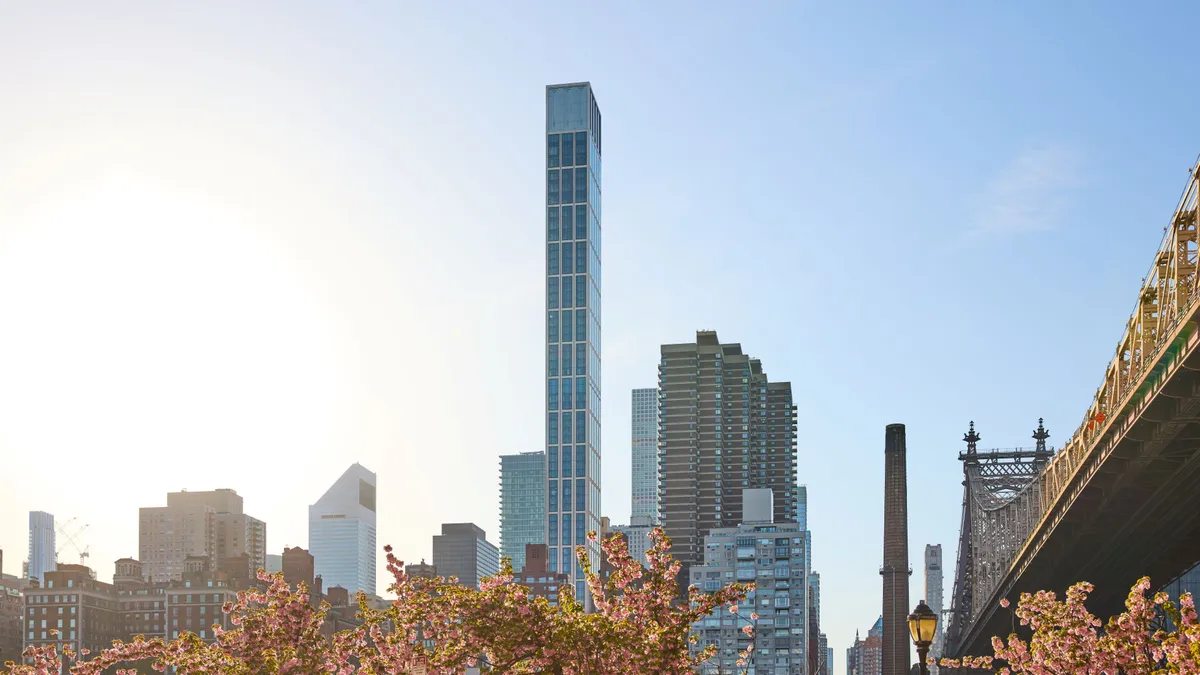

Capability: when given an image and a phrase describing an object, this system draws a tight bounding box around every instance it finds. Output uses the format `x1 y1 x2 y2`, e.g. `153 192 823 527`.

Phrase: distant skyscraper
797 484 808 529
881 425 911 675
308 463 377 596
658 330 799 584
26 511 55 583
819 633 831 675
612 523 653 567
499 451 546 572
631 387 658 525
432 523 499 589
139 489 266 583
925 544 945 669
544 81 603 602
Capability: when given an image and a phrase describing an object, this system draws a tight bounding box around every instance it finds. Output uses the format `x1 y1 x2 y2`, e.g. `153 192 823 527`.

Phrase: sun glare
0 173 344 487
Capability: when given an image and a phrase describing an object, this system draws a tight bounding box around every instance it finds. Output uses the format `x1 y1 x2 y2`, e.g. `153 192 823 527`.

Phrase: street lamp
908 599 938 675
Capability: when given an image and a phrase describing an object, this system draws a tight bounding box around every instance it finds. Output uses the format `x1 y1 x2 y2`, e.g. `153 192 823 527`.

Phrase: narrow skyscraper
308 463 377 596
499 451 546 572
658 330 799 585
881 424 911 675
925 544 945 670
630 388 658 525
544 82 602 601
26 511 55 583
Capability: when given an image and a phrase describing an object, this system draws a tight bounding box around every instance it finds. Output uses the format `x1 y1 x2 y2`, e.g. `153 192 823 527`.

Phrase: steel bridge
945 157 1200 658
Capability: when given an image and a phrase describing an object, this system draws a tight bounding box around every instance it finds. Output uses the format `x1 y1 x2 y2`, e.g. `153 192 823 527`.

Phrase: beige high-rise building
139 489 266 583
658 330 799 584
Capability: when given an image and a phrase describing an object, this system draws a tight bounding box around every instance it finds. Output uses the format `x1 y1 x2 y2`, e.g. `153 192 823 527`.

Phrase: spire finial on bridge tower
1033 418 1050 454
964 421 980 454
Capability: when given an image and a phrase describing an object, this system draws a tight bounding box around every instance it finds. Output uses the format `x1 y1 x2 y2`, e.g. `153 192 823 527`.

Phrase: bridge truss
944 156 1200 657
944 421 1053 653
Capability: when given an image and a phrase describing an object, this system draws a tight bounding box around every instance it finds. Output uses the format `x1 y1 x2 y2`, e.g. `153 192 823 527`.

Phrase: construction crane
55 517 90 566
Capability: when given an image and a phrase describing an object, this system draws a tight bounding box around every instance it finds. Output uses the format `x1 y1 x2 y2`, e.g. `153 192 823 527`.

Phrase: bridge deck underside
961 316 1200 656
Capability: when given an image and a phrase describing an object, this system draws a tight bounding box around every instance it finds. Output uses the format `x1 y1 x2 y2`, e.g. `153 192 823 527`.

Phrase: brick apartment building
513 544 570 606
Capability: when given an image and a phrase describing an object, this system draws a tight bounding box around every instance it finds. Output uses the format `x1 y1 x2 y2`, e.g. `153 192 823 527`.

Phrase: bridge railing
1039 157 1200 514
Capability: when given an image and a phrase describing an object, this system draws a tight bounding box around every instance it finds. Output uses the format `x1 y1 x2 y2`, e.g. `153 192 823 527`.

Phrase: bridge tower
944 421 1053 657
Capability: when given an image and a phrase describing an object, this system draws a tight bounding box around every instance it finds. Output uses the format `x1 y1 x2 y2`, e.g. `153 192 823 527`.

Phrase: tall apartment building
499 451 546 572
27 511 56 583
513 543 570 606
308 463 378 596
658 330 800 582
432 523 500 589
819 633 830 675
689 488 810 675
631 387 659 525
544 82 603 602
139 489 266 583
924 544 945 670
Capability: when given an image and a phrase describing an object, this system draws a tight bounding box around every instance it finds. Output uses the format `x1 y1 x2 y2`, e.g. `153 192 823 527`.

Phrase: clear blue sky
0 0 1197 665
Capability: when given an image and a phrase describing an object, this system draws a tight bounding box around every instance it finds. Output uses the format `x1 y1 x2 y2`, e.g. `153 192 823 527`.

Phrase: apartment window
548 170 560 204
561 168 574 204
576 478 585 511
548 414 559 445
575 167 588 204
574 132 587 166
548 446 558 478
562 343 573 376
548 482 558 511
575 310 587 342
576 346 586 376
561 276 573 309
548 312 558 343
562 411 573 443
562 242 574 274
562 446 573 477
575 204 587 240
549 515 558 545
547 134 560 168
548 345 558 377
547 243 559 275
547 278 559 309
547 206 559 241
562 386 573 411
575 515 585 545
562 514 572 545
562 481 572 513
576 445 586 478
548 380 559 411
575 274 586 307
575 378 586 411
562 133 574 168
561 314 573 342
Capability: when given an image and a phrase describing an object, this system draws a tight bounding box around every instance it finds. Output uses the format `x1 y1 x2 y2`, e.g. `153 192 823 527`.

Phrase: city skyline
0 1 1197 659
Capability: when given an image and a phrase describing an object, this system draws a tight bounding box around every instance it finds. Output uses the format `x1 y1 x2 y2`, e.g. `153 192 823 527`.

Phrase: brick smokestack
881 423 912 675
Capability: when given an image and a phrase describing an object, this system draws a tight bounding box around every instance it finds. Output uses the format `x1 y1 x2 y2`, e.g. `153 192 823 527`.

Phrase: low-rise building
512 544 569 606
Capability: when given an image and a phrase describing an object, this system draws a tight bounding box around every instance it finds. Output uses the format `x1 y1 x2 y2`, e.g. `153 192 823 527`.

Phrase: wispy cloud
970 144 1084 238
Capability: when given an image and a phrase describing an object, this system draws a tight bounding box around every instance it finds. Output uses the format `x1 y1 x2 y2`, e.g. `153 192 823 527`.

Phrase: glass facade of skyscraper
499 451 546 572
631 387 658 525
544 82 602 601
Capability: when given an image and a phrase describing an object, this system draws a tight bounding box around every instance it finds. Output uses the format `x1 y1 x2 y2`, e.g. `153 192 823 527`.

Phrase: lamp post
908 599 938 675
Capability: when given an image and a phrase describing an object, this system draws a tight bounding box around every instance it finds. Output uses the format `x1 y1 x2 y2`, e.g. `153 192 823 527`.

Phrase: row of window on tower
547 377 588 412
547 443 587 480
547 167 590 206
547 274 588 310
548 545 583 578
547 241 588 275
547 309 588 344
548 204 589 242
547 131 589 169
547 479 587 515
548 344 587 378
547 408 588 443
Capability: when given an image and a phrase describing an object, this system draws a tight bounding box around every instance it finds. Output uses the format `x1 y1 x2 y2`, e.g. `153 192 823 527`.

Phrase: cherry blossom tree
3 527 752 675
939 576 1200 675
